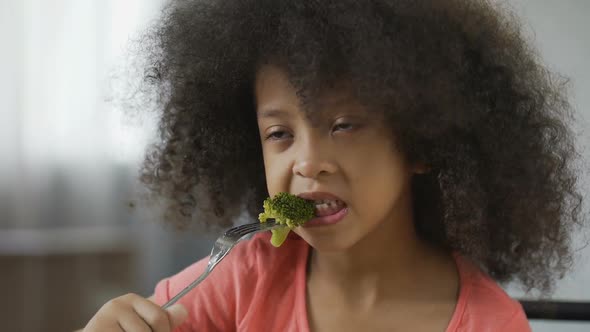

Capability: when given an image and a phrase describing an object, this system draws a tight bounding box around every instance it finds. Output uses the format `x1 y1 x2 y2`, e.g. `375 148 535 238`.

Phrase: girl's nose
292 141 338 179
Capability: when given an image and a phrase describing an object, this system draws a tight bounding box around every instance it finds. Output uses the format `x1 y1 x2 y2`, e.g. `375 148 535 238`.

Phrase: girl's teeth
314 199 345 217
314 200 341 207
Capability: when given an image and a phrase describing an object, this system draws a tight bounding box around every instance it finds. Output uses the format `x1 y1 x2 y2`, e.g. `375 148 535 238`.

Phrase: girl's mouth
304 199 348 227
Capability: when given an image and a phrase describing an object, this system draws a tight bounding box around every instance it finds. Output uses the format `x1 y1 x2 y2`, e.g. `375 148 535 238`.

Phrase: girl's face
255 65 417 251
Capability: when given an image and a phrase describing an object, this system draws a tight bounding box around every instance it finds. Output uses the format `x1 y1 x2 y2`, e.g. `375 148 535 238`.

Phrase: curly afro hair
135 0 584 292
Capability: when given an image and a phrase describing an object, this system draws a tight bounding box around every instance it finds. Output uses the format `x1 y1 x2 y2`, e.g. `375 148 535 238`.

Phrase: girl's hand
82 293 188 332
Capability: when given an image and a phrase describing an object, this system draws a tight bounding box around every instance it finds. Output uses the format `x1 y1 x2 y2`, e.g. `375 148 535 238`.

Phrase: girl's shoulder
154 231 308 301
447 253 531 331
153 232 310 331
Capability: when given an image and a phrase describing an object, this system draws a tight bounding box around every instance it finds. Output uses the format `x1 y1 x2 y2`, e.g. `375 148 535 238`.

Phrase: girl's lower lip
303 206 348 227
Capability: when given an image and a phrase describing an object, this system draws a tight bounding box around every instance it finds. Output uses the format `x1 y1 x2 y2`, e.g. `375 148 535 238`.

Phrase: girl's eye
265 130 292 141
332 122 355 132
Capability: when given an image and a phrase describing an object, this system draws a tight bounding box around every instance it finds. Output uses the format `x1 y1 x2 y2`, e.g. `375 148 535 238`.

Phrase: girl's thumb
166 304 188 328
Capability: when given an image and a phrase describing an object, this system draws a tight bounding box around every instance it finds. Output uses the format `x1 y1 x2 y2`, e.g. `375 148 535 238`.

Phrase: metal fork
161 219 281 309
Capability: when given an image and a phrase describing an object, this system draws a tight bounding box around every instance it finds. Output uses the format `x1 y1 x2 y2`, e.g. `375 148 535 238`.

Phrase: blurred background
0 0 589 331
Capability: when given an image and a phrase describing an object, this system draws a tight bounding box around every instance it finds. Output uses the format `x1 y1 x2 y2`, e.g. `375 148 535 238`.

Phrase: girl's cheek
264 164 288 194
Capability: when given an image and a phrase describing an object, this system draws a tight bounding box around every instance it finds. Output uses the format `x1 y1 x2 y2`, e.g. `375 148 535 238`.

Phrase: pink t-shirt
154 233 531 331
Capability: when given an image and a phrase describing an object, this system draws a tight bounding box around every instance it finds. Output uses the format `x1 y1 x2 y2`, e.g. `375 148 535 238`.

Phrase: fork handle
161 267 212 309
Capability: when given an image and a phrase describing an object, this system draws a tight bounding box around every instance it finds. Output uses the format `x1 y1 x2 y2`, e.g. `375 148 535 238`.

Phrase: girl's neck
307 206 454 302
310 222 425 282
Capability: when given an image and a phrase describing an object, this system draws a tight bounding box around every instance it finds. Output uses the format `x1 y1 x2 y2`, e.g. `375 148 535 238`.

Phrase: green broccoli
258 192 315 247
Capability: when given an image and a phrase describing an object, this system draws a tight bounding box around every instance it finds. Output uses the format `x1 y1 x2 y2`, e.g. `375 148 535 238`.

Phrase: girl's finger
132 297 173 332
117 309 152 332
166 304 188 328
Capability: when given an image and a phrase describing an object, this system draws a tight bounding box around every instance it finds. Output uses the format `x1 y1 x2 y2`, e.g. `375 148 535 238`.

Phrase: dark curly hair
133 0 585 293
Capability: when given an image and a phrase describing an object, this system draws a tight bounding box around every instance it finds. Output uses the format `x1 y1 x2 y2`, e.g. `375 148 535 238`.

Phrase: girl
82 0 584 331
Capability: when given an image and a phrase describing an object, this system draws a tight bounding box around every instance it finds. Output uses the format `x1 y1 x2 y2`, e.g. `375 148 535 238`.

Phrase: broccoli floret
258 192 315 247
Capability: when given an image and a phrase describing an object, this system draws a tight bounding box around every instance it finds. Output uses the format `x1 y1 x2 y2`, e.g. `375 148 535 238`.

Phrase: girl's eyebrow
256 108 292 119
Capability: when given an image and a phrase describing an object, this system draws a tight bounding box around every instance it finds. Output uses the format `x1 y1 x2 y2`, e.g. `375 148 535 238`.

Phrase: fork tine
224 219 276 237
225 223 258 236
